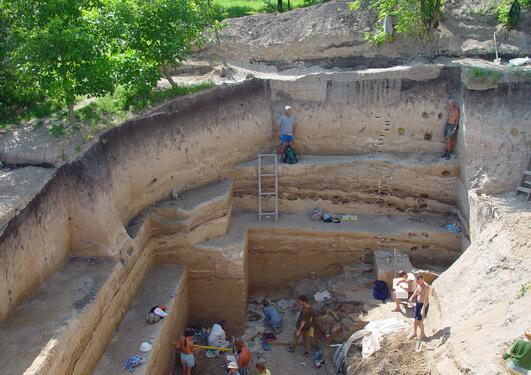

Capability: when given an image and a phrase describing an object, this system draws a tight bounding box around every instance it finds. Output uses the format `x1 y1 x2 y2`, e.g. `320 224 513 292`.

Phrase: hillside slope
200 0 530 65
428 193 531 374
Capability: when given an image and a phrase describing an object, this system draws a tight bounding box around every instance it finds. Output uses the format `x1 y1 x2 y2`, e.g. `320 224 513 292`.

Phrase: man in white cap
275 105 297 156
227 361 241 375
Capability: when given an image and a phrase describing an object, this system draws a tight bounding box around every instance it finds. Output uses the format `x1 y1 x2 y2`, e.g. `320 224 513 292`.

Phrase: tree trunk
277 0 282 11
165 73 178 88
162 65 178 88
287 0 291 10
67 102 75 123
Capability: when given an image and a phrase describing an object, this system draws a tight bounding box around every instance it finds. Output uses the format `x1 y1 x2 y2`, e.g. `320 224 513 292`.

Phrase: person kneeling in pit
392 270 417 312
262 300 283 334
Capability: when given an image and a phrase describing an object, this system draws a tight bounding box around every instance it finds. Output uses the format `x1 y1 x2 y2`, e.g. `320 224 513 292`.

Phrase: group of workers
175 323 270 375
169 99 531 374
274 99 461 161
174 296 314 374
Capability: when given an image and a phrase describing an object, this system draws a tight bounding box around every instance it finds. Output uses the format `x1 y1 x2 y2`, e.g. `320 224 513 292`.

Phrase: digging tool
170 342 232 352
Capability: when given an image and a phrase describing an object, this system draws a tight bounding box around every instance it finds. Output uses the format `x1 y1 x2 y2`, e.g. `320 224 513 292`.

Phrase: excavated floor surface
93 264 184 375
189 261 436 375
0 257 115 375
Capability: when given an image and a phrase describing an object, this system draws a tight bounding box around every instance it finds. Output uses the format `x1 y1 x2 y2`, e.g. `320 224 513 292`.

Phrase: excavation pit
0 62 529 375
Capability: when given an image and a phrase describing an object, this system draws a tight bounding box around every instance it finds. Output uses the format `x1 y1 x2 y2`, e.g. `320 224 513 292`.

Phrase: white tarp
333 318 409 374
361 318 409 357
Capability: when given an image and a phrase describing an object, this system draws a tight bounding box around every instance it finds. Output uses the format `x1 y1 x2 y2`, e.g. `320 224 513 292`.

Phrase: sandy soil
0 257 115 375
93 264 184 375
181 260 436 375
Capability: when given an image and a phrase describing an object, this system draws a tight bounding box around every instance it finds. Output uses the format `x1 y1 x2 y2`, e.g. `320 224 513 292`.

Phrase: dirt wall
0 80 271 323
152 236 248 334
269 66 461 155
0 172 71 321
144 269 189 375
458 81 531 194
231 155 459 216
247 226 461 293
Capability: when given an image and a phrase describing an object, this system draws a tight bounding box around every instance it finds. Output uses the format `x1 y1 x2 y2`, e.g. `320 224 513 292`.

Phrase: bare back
448 104 460 125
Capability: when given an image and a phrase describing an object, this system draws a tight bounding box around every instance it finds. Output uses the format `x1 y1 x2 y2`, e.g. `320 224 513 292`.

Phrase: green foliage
3 0 115 121
349 0 362 11
1 0 213 124
463 67 504 89
113 81 215 112
496 0 528 29
357 0 444 45
213 0 308 19
516 281 530 299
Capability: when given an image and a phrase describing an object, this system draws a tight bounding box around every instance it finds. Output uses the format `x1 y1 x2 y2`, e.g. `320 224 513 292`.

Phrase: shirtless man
408 274 430 340
442 99 460 159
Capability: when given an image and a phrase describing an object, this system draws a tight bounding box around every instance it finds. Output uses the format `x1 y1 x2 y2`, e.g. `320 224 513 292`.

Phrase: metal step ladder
257 153 279 222
516 157 531 201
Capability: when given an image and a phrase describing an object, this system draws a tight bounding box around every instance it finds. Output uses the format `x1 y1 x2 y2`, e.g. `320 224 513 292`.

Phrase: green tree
358 0 444 44
5 0 115 122
93 0 211 90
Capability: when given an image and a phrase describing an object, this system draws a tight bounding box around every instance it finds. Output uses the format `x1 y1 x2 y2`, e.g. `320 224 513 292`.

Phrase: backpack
282 145 298 164
373 280 389 302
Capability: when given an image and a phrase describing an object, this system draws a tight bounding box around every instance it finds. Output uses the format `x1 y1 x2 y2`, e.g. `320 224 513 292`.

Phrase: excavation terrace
0 63 530 375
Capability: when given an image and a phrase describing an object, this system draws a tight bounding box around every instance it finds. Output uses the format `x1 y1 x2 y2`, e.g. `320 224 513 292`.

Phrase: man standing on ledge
443 99 460 160
275 105 297 156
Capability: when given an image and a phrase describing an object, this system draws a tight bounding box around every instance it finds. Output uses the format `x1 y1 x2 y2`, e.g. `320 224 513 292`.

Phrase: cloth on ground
123 355 145 373
361 318 409 357
333 318 409 373
313 290 332 302
322 212 340 223
508 57 531 67
446 223 462 234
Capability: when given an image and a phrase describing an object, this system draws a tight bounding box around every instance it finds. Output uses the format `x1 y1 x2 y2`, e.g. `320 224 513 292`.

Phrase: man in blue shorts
275 106 297 156
408 274 430 340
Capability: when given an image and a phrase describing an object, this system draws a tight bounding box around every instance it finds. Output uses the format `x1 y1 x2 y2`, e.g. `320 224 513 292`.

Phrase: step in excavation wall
0 65 528 375
231 155 459 216
0 79 272 323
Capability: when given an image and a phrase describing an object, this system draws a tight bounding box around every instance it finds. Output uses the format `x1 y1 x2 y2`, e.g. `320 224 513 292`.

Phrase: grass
516 281 530 299
212 0 315 20
2 81 215 152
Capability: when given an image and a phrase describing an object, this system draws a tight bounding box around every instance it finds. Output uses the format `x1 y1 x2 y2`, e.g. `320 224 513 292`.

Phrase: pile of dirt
346 331 432 375
198 0 530 65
